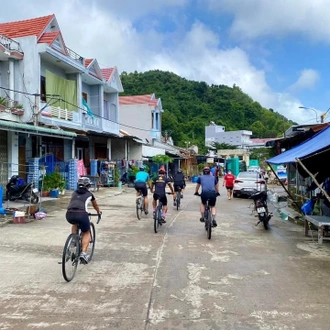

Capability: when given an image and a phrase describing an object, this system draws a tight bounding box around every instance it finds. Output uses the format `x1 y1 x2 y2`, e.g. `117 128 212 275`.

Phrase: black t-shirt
174 172 185 185
152 175 170 196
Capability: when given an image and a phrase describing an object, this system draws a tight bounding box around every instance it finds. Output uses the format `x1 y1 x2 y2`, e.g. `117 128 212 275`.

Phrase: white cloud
290 69 320 91
0 0 314 125
205 0 330 42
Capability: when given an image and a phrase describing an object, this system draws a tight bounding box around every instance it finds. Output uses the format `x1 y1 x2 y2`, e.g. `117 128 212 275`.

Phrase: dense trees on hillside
120 70 295 152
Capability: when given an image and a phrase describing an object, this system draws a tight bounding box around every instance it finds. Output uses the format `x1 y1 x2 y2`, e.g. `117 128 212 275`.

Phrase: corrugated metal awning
0 120 77 138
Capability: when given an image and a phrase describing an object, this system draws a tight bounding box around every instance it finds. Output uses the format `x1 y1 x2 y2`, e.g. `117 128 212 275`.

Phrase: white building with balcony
0 14 132 183
205 123 252 148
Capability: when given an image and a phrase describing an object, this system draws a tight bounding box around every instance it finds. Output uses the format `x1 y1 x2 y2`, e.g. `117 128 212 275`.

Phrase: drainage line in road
144 202 189 328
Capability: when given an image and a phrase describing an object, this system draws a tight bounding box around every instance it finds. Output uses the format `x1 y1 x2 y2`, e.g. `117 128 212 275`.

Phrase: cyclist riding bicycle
66 177 101 264
194 166 220 227
134 165 150 214
173 168 186 206
150 167 174 223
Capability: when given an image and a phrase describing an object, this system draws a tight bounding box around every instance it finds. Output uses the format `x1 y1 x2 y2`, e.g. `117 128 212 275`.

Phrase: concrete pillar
107 138 111 160
7 131 19 177
9 59 15 107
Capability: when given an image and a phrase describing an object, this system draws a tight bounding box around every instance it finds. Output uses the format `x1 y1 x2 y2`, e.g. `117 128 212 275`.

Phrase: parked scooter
6 175 39 204
250 190 272 230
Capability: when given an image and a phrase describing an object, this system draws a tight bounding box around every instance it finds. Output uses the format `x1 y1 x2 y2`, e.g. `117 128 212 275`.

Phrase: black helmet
203 166 210 174
78 177 91 188
139 165 145 171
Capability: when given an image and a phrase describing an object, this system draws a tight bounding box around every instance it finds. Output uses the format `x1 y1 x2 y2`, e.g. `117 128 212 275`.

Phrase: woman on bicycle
194 166 220 227
150 167 174 223
134 165 150 214
66 177 101 264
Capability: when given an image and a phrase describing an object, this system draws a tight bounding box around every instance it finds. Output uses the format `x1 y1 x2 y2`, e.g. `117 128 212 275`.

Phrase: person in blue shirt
194 166 220 227
134 165 150 214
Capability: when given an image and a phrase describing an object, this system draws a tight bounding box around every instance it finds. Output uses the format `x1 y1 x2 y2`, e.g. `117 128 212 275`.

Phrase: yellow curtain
46 70 77 111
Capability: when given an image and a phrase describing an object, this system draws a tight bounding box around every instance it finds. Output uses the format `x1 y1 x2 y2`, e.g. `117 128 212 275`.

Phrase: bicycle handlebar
88 212 102 224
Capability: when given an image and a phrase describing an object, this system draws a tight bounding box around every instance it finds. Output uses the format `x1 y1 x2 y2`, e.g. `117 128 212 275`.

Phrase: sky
1 0 330 125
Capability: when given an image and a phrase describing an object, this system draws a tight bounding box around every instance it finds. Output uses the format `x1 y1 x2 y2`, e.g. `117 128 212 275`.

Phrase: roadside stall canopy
267 125 330 179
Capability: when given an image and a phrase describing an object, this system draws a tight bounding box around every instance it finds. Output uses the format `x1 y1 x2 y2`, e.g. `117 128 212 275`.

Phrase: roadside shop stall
267 126 330 243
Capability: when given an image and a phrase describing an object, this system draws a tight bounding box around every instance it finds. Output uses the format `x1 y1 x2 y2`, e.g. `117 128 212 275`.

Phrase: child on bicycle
66 177 101 264
194 166 220 227
150 167 174 223
173 168 186 206
134 165 150 214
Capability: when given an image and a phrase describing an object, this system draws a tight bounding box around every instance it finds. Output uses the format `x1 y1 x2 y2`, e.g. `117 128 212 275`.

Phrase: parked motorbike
250 190 272 230
6 175 39 204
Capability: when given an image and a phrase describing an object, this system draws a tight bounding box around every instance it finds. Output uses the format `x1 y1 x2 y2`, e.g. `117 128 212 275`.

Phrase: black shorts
226 186 233 191
201 191 217 207
153 193 167 206
174 184 184 192
135 182 148 197
66 211 90 232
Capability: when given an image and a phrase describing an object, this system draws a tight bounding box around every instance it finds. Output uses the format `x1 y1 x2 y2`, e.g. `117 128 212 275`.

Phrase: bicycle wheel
87 222 96 261
176 192 180 210
136 197 143 220
207 213 212 240
154 207 162 233
154 211 159 233
62 233 80 282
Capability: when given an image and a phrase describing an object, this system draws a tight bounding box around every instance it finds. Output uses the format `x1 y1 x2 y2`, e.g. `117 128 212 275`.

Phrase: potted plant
128 165 139 183
42 172 64 198
0 97 7 111
11 103 24 115
113 168 121 187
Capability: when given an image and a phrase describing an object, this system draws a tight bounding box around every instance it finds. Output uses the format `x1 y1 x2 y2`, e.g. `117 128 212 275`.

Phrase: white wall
120 104 153 141
16 37 40 122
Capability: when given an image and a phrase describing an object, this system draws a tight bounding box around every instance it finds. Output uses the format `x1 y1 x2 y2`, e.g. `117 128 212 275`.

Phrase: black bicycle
136 190 145 220
154 192 172 233
195 193 219 240
175 187 182 210
61 213 101 282
203 198 213 240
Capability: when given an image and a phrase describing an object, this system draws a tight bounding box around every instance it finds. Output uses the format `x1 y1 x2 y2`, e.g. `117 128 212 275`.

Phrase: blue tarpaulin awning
267 126 330 165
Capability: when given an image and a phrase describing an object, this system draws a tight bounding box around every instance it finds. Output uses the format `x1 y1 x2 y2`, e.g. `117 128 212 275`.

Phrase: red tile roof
85 58 93 68
119 94 158 106
0 14 54 39
101 68 114 81
250 138 278 144
38 31 59 45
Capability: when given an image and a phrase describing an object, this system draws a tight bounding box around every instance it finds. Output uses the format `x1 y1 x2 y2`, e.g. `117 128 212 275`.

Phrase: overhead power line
0 86 159 133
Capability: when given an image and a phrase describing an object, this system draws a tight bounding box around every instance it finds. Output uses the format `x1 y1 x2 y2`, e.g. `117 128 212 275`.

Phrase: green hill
120 70 295 152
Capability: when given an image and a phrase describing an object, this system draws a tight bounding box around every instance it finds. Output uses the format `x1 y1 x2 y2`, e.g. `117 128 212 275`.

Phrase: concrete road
1 182 330 330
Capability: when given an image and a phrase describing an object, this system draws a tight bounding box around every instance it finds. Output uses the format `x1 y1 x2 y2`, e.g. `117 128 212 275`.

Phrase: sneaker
173 201 177 206
181 194 183 199
212 220 218 227
161 216 166 223
200 217 205 222
79 252 89 264
144 210 149 215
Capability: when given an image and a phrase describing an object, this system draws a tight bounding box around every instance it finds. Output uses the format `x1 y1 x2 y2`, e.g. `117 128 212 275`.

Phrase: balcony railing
65 46 84 65
41 105 74 121
0 33 23 54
